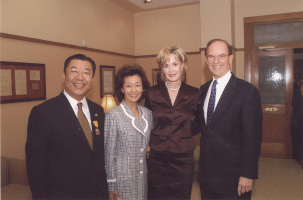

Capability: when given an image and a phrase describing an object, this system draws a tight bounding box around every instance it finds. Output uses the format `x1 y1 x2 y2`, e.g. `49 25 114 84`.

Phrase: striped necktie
207 80 217 127
77 102 93 149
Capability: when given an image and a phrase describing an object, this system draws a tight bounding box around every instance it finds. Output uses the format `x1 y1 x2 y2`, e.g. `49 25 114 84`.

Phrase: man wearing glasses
193 39 262 199
26 54 109 199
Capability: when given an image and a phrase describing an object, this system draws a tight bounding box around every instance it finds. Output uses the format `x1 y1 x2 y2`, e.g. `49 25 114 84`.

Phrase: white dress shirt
63 90 92 130
203 71 232 124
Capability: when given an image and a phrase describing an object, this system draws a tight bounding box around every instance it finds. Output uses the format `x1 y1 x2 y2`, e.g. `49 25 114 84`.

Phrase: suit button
170 109 174 113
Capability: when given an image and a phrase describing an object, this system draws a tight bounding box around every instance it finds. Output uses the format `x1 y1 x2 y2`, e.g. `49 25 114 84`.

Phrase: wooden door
251 48 293 158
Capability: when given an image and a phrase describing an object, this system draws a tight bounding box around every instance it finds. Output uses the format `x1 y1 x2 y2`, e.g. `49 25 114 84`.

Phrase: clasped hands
109 191 120 200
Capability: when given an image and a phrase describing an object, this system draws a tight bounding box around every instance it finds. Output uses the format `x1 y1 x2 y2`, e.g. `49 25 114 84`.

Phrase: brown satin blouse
145 82 199 153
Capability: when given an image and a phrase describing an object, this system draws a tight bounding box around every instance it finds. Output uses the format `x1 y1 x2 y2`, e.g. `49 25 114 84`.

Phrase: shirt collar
212 70 232 86
63 90 88 110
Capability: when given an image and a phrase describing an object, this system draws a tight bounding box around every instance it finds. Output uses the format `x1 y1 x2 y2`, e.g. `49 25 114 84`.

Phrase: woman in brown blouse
145 46 199 200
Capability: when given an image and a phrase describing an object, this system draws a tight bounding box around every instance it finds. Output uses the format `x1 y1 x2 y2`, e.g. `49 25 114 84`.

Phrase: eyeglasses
207 54 228 62
68 67 92 76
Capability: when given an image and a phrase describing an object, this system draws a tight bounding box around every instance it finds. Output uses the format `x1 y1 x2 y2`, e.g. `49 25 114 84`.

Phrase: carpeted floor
191 157 303 200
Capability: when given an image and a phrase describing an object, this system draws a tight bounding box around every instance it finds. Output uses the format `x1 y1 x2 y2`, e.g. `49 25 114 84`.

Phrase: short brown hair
115 64 150 103
205 39 233 56
156 46 188 82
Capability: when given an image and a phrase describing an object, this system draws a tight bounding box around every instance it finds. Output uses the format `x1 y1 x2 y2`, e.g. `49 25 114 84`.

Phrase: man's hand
109 191 120 200
237 176 253 196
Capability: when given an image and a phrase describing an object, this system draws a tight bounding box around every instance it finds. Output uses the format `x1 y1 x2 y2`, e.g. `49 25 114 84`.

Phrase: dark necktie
207 80 217 127
77 102 93 149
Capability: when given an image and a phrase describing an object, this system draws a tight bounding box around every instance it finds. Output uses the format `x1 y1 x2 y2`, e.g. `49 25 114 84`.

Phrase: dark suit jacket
194 75 262 193
26 92 109 199
145 82 199 153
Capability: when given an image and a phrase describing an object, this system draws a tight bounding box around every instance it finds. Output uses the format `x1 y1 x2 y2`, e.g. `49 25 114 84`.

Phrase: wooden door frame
244 12 303 83
244 12 303 158
252 48 292 158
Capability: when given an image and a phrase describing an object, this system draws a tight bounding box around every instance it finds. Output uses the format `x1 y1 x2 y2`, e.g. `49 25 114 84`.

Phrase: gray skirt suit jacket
104 101 153 200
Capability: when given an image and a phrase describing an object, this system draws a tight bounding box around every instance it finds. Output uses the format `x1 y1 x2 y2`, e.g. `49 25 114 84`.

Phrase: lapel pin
93 120 100 135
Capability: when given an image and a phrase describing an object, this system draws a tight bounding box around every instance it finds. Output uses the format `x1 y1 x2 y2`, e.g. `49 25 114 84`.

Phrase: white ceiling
109 0 199 13
128 0 199 10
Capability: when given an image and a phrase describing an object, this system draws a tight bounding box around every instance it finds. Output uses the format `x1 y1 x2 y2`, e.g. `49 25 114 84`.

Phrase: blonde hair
156 46 188 81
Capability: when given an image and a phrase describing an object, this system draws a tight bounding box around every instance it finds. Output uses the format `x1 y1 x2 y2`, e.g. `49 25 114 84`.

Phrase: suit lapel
88 100 102 152
210 75 237 128
120 103 148 139
200 81 211 127
173 83 187 107
58 93 93 152
158 84 172 107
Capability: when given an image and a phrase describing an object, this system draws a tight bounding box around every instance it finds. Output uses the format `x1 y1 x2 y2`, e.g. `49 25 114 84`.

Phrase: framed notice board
100 65 115 97
0 61 46 104
152 68 163 86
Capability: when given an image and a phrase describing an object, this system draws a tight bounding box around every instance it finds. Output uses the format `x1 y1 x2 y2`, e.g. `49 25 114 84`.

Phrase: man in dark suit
293 72 301 95
26 54 109 199
194 39 262 199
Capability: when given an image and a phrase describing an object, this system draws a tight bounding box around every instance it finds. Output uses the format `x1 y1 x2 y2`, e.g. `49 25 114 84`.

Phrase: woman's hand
109 191 120 200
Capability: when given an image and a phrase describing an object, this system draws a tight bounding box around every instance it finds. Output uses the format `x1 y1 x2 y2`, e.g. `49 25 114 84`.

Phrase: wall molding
0 32 135 58
1 32 242 58
199 47 244 54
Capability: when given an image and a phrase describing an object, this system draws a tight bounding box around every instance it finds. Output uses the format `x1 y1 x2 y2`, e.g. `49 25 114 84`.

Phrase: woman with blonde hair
145 46 200 199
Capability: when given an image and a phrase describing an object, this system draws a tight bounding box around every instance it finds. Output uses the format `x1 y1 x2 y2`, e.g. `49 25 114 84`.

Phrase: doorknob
264 107 279 112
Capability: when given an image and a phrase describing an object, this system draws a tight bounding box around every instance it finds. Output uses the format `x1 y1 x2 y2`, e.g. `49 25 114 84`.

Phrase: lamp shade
101 94 116 113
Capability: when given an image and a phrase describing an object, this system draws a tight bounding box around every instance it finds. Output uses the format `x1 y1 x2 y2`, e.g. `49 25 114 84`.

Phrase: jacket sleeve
240 86 263 179
191 89 203 136
191 107 202 136
104 110 118 192
25 106 49 199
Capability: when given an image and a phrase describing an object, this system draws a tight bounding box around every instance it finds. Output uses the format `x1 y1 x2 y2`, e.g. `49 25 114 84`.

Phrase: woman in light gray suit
104 64 153 200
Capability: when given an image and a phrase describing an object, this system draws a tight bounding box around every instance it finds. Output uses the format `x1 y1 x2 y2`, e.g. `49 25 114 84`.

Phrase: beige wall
134 4 202 88
1 0 303 159
1 0 135 55
134 4 201 55
200 0 232 47
235 51 245 79
199 0 303 80
234 0 303 48
199 0 303 48
0 37 133 159
1 0 135 159
234 0 302 78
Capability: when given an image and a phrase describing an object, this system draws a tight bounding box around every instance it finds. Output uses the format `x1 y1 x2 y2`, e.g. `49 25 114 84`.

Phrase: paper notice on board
15 70 27 95
30 70 40 80
0 69 13 96
104 71 113 93
32 83 39 90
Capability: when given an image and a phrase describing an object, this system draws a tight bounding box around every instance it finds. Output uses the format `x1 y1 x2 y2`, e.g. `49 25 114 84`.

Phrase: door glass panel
259 56 286 104
253 21 303 44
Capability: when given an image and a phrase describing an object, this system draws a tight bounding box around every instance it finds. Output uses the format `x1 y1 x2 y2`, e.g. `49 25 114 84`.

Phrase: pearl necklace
165 81 180 91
